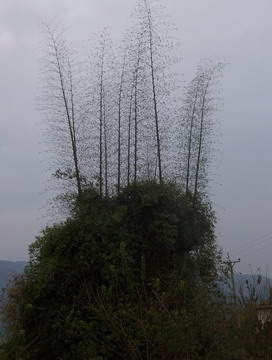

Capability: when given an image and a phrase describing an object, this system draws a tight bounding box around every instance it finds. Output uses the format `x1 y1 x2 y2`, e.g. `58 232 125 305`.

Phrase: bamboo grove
39 0 225 202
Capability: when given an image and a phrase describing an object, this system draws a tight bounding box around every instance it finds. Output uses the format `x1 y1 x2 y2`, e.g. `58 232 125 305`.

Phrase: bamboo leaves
39 3 225 202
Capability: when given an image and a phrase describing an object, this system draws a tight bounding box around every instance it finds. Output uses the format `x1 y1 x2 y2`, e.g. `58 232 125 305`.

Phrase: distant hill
0 260 27 338
222 273 272 304
0 260 27 291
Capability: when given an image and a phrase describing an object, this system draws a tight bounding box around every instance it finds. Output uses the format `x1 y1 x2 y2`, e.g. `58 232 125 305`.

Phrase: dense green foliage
0 181 225 360
2 182 272 359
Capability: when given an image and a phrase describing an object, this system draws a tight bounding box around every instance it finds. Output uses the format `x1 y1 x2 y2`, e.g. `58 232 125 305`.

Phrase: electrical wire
228 231 272 257
242 241 272 259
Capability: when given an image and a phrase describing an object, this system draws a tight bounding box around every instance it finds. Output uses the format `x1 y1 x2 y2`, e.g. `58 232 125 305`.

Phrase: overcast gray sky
1 0 272 276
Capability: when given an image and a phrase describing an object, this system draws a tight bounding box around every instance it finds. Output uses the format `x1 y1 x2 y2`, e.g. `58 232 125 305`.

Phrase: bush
1 181 226 360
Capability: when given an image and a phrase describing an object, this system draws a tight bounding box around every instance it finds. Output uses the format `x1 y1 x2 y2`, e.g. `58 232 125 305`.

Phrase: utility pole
223 253 241 326
224 253 240 305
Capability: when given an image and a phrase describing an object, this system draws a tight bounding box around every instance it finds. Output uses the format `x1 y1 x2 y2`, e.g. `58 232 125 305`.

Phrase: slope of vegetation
0 182 227 359
2 183 272 359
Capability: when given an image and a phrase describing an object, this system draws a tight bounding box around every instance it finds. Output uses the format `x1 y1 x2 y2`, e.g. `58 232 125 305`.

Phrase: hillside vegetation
2 183 272 359
1 182 221 359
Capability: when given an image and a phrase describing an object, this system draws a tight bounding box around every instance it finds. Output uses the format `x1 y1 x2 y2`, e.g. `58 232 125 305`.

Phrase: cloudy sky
1 0 272 276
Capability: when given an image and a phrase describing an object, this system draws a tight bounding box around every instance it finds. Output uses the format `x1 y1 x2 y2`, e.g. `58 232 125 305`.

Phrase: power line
229 231 272 254
242 241 272 259
228 231 272 257
231 236 272 257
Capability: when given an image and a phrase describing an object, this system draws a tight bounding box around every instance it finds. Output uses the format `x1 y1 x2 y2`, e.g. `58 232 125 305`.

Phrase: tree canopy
0 181 224 360
39 0 224 200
